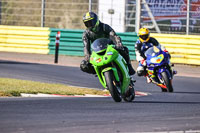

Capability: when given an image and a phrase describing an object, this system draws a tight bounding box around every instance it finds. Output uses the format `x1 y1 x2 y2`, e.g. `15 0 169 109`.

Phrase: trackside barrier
49 28 138 60
0 25 199 65
49 28 84 56
151 33 200 65
0 25 50 54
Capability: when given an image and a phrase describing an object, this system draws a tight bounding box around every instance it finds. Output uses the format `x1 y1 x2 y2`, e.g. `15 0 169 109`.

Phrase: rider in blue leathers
135 28 170 83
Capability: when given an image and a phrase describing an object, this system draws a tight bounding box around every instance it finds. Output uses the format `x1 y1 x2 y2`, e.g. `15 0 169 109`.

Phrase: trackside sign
143 0 200 21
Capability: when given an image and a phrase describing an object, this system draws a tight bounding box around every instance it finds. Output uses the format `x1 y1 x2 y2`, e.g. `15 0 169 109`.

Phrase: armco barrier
49 28 138 60
151 33 200 65
0 25 50 54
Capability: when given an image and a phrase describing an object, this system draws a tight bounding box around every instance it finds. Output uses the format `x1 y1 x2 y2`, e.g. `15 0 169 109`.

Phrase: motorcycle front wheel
104 71 122 102
161 72 174 92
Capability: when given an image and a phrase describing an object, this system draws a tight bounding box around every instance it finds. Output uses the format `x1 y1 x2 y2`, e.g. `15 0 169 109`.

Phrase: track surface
0 60 200 133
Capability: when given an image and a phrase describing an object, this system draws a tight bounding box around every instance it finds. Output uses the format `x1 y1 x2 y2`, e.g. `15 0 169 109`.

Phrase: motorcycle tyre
123 85 135 102
161 72 173 92
104 71 122 102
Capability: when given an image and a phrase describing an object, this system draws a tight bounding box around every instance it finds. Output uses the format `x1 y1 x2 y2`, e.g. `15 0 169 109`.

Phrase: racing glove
140 59 146 66
84 55 90 62
163 49 171 59
115 44 124 51
161 45 171 59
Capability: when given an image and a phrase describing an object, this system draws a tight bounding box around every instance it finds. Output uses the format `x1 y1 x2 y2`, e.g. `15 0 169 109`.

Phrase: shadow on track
134 101 200 104
173 91 200 95
0 60 40 65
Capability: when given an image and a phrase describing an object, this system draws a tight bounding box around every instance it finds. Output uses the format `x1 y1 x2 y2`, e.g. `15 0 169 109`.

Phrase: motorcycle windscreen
91 38 111 53
144 46 160 57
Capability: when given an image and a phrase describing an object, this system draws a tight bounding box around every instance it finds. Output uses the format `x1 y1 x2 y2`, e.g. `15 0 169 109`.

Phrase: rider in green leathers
80 12 135 77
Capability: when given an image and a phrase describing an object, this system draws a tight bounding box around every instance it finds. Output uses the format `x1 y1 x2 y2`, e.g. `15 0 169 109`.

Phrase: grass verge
0 77 109 97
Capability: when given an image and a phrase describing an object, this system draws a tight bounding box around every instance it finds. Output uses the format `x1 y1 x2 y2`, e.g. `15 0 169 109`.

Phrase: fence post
135 0 141 33
54 31 61 63
89 0 92 11
41 0 45 27
0 1 1 24
186 0 190 35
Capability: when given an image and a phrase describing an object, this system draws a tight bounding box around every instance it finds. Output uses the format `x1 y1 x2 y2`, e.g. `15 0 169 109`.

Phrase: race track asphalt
0 52 200 133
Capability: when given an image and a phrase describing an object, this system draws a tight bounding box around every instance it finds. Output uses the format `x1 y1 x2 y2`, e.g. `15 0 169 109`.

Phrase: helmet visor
84 19 97 28
139 34 149 40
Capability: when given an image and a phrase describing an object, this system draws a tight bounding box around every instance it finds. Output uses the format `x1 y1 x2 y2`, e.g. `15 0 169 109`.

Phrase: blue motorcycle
145 46 176 92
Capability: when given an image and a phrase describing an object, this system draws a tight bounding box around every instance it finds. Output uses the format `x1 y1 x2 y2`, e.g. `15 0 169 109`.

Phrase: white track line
21 91 150 98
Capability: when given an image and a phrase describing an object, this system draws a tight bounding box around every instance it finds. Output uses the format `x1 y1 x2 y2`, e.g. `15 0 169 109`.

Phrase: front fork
95 67 120 89
147 66 172 83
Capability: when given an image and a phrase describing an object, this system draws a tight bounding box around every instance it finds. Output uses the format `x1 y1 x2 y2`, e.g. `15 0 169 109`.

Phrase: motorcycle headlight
96 58 102 63
150 58 157 63
150 54 164 63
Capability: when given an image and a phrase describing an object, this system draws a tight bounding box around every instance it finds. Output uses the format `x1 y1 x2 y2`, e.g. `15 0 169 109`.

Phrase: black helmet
83 12 100 32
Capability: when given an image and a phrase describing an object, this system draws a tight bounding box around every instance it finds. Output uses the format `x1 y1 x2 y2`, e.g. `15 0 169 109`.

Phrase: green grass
0 77 109 97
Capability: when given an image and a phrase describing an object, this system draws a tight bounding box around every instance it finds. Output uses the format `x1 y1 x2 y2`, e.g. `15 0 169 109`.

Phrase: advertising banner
143 0 200 21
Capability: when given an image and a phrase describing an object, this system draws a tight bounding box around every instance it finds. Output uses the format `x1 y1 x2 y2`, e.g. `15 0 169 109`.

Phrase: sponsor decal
107 52 113 55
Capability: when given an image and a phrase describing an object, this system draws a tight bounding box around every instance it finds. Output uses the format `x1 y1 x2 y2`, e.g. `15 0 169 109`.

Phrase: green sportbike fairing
90 38 135 102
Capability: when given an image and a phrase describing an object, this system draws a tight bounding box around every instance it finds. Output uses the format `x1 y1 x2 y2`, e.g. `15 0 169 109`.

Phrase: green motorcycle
90 38 135 102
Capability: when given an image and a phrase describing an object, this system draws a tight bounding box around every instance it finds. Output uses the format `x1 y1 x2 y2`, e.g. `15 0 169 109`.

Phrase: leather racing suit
81 21 135 75
135 37 160 76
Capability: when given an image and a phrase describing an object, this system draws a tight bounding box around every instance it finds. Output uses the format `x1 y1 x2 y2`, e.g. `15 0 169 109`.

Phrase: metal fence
0 0 98 29
0 0 199 35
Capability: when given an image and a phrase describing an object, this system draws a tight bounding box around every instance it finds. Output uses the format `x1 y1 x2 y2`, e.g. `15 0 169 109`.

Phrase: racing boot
171 64 177 75
127 62 135 75
127 61 136 82
173 70 177 75
124 53 135 75
146 76 151 83
145 73 151 83
169 63 177 75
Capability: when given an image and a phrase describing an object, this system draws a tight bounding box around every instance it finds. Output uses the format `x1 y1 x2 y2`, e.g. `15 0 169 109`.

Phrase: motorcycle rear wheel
104 71 122 102
161 72 173 92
